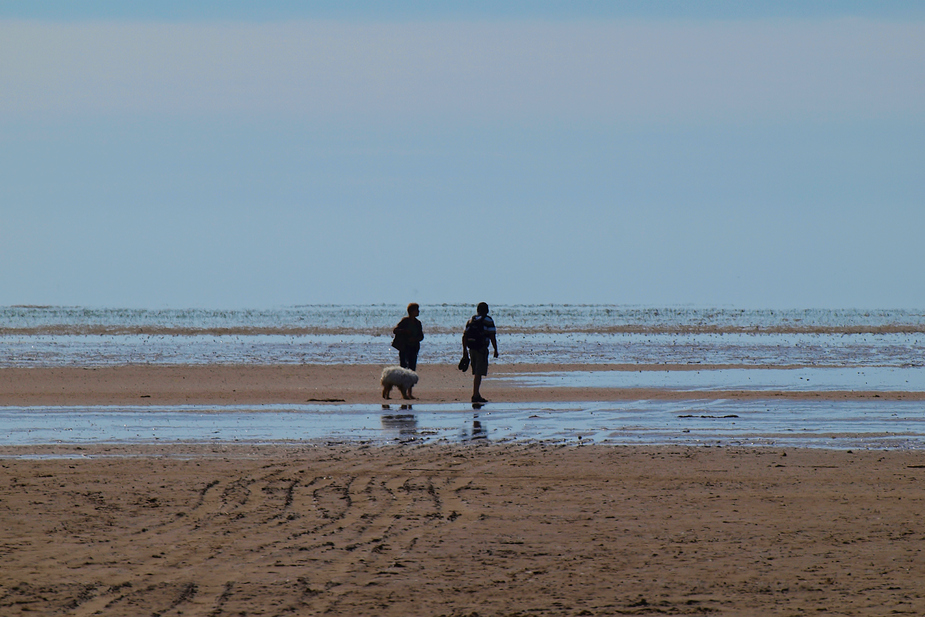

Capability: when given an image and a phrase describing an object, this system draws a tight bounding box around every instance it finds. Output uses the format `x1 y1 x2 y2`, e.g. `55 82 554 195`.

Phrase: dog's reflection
380 406 417 437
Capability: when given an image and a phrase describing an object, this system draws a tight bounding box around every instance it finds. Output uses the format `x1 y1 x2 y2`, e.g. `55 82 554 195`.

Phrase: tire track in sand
61 461 480 616
65 466 311 617
296 473 477 615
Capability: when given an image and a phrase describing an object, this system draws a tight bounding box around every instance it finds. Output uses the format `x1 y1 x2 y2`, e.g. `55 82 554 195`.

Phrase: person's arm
462 332 469 357
483 316 498 357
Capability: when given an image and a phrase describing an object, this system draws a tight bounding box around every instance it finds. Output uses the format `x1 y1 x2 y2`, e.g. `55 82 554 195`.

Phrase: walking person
461 302 498 403
392 303 424 372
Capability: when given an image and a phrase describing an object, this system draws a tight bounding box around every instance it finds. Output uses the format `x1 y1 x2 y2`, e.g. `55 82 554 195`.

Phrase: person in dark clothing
392 303 424 377
461 302 498 403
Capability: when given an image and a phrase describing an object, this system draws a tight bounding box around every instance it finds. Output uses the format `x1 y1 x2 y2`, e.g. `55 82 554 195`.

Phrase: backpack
464 316 487 350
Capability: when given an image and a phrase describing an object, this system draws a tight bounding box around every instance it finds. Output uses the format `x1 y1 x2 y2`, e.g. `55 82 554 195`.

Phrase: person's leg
406 349 418 396
469 348 489 402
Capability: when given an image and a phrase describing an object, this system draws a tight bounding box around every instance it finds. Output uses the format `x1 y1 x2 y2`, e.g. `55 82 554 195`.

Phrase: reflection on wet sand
472 417 487 441
3 399 925 451
460 412 488 442
381 405 488 443
381 406 417 438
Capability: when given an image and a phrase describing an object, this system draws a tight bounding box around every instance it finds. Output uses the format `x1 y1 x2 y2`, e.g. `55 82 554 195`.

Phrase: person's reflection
381 407 417 438
472 418 487 440
462 411 487 441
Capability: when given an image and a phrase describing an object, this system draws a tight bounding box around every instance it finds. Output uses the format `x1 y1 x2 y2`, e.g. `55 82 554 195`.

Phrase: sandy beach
2 443 925 615
3 364 925 615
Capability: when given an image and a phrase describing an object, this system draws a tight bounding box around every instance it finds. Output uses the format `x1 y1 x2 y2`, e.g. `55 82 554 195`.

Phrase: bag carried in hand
457 355 470 372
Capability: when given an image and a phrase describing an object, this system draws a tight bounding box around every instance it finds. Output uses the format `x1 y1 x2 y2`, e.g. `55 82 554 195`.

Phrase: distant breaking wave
3 324 925 336
2 305 924 336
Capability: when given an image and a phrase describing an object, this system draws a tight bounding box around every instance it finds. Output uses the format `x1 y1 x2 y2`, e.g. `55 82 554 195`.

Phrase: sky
1 1 923 309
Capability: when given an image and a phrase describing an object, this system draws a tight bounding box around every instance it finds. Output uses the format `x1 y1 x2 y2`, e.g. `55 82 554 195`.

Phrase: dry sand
3 364 925 615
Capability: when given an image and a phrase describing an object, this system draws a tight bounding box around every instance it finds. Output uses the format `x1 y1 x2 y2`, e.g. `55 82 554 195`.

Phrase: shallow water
502 366 925 392
2 331 924 368
3 399 925 452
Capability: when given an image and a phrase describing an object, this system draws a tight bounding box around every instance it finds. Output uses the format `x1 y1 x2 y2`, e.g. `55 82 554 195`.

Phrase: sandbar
1 364 922 406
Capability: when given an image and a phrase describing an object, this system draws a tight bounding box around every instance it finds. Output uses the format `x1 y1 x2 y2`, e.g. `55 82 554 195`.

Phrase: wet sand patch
3 363 925 407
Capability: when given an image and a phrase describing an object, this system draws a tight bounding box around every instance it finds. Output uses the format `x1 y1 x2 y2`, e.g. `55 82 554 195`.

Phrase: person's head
476 302 489 316
407 303 420 317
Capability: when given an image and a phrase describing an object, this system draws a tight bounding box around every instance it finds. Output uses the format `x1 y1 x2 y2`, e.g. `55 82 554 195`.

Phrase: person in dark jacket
392 303 424 377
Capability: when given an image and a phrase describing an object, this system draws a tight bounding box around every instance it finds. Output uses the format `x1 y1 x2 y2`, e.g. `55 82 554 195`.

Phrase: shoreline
2 363 924 406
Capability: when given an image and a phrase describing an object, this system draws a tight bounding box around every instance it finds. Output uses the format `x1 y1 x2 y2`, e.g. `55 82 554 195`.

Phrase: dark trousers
399 346 419 371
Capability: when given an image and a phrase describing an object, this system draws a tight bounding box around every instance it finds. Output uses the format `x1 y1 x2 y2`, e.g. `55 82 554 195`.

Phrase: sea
2 305 925 451
3 304 925 368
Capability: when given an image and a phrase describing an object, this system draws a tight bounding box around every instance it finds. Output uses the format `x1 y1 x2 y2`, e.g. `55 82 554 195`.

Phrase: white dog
381 366 419 400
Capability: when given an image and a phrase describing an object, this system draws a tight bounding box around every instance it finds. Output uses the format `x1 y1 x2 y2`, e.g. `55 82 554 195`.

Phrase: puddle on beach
3 400 925 454
500 366 925 392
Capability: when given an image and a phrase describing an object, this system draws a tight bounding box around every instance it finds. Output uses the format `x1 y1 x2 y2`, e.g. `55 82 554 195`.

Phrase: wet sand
2 363 922 406
3 364 925 615
2 444 925 615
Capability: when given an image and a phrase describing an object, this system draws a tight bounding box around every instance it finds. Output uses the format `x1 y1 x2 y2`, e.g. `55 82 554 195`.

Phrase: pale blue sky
1 2 923 308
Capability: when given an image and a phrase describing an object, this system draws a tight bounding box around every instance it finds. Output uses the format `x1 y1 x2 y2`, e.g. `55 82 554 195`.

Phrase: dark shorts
469 347 489 376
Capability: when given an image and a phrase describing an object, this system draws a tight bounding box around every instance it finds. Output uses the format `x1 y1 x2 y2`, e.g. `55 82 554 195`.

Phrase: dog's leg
398 385 409 400
382 384 391 399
